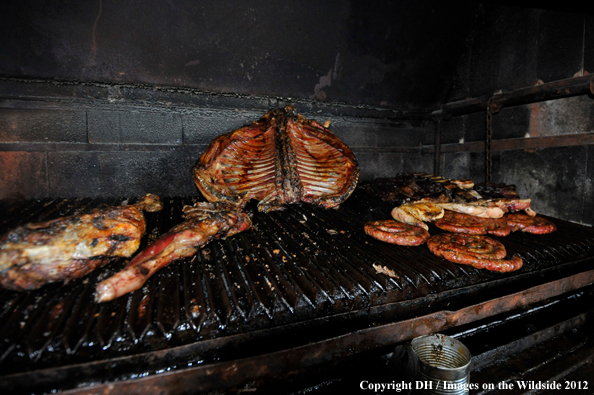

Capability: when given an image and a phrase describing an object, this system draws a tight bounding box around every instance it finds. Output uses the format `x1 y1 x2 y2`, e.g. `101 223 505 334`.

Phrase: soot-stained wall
0 0 478 110
1 0 478 200
0 79 434 200
3 0 593 227
439 4 594 225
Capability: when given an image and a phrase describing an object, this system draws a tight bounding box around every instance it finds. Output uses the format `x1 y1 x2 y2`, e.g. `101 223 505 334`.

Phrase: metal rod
433 74 594 118
433 118 441 175
485 98 494 183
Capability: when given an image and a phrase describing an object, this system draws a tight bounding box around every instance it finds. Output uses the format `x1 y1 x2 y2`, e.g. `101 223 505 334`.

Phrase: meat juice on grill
0 194 163 291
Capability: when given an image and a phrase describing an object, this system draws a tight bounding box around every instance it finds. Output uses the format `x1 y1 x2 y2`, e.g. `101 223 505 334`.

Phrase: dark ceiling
0 0 486 111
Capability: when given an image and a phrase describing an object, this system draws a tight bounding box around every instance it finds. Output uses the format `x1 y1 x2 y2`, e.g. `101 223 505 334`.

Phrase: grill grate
1 190 594 392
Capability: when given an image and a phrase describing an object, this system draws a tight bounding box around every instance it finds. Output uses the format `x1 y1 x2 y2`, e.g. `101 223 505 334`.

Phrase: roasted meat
360 173 530 210
192 106 359 213
0 194 163 291
363 174 539 231
414 173 482 202
434 210 511 237
95 202 252 303
427 233 523 272
473 182 521 200
436 202 504 218
359 173 452 206
390 201 444 230
466 198 533 215
364 219 430 246
505 213 556 234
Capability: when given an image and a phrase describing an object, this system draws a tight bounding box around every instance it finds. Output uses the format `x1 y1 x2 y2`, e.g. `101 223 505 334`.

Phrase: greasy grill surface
1 190 594 392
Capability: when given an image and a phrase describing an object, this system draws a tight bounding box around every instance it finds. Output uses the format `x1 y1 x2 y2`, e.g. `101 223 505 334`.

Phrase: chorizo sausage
364 220 430 246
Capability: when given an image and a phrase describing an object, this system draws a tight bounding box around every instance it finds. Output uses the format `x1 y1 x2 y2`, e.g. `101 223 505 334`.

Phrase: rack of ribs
192 105 359 213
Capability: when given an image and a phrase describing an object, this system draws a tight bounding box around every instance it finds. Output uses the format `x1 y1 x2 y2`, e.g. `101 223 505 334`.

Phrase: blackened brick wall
0 79 434 200
440 6 594 225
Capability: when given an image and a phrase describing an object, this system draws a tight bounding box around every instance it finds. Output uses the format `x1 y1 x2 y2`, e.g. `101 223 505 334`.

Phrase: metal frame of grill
1 189 594 394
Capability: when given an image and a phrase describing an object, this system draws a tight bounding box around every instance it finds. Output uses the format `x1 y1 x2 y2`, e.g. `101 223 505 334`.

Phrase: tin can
395 333 472 395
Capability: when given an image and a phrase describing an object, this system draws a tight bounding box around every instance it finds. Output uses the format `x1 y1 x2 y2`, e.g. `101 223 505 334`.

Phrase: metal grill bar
1 190 594 393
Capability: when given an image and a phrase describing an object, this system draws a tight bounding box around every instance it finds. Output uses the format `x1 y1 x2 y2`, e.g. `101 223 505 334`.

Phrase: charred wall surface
0 79 433 200
2 1 594 226
438 5 594 225
0 1 478 110
0 0 472 201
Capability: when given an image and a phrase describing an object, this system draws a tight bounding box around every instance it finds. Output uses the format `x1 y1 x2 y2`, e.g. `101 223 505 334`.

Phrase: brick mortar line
0 142 208 152
0 143 427 153
0 76 427 120
0 99 425 129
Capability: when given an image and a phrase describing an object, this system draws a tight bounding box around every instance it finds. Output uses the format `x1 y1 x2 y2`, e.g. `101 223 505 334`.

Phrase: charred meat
0 194 163 291
192 106 359 213
95 202 251 303
427 233 523 272
359 173 452 206
434 210 511 237
473 182 521 200
361 173 528 209
505 213 557 234
364 219 430 246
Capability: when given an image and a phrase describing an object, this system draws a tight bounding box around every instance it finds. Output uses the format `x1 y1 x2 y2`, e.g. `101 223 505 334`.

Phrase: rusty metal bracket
437 74 594 118
485 97 497 183
433 117 442 175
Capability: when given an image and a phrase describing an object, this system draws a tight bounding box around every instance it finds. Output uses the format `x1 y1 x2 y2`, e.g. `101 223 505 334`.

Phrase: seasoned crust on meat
427 233 522 272
0 195 163 291
434 211 511 237
505 213 556 234
192 106 359 213
364 219 430 246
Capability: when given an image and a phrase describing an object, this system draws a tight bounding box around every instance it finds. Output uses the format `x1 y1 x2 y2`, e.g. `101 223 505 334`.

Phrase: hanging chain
485 97 495 184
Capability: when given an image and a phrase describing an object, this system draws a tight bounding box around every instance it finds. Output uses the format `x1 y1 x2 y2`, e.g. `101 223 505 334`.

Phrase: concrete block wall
438 96 594 225
0 79 434 201
438 6 594 225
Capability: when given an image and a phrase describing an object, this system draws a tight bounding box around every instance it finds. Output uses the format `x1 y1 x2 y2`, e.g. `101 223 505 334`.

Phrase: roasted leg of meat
192 105 359 213
95 202 252 303
0 194 163 291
